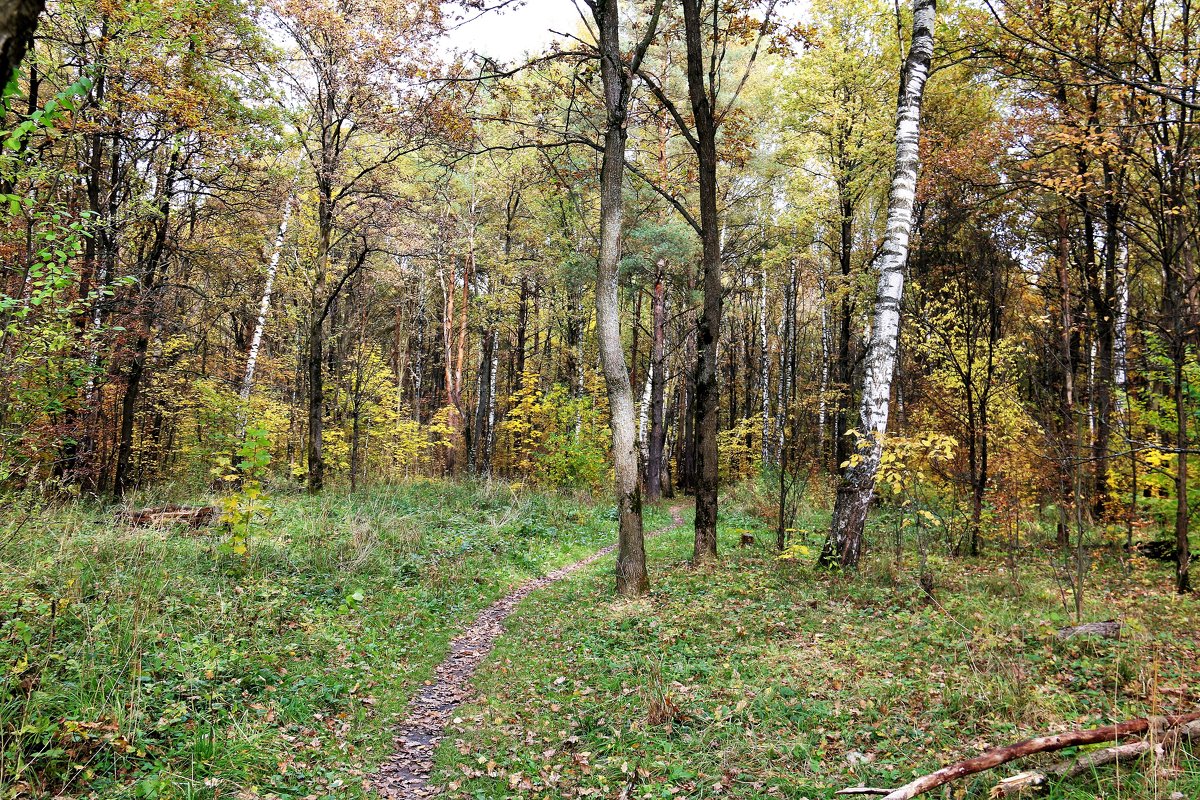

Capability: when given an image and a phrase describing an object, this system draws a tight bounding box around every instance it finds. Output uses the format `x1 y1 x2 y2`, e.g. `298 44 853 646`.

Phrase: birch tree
819 0 936 569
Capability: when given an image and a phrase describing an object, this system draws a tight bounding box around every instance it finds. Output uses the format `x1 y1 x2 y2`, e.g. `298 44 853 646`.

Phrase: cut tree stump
740 533 755 547
120 505 217 528
1056 620 1121 640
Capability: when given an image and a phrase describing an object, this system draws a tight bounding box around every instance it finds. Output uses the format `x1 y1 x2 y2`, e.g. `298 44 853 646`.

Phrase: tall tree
587 0 662 596
820 0 936 568
636 0 777 562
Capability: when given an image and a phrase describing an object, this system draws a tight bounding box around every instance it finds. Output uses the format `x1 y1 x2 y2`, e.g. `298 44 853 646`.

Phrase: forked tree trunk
820 0 935 569
592 0 658 596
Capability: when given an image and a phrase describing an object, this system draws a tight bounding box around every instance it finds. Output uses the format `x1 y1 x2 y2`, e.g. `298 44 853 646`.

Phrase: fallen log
1131 539 1177 563
1056 621 1120 640
990 718 1200 797
834 789 889 796
852 712 1200 800
120 505 217 528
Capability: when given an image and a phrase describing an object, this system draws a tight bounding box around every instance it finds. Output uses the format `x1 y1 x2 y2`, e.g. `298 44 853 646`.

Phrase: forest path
372 503 687 799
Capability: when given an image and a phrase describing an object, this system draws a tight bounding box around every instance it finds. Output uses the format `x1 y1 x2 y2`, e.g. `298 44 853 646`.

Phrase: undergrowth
0 480 637 799
434 495 1199 799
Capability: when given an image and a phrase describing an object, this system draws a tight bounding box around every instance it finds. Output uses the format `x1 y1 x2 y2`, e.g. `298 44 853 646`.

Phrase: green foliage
0 482 619 798
434 493 1199 800
495 377 612 491
217 426 274 557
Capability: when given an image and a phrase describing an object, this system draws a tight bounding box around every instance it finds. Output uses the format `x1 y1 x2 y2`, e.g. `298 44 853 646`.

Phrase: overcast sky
442 0 589 62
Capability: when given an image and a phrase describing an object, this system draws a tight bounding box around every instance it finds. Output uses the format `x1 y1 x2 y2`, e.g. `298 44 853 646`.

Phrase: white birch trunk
1114 235 1129 413
821 0 935 568
1088 338 1097 441
486 340 498 465
639 366 653 466
818 266 831 461
240 196 294 403
759 264 770 465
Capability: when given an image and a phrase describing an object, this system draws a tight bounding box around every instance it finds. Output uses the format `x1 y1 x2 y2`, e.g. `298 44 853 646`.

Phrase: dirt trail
372 505 686 798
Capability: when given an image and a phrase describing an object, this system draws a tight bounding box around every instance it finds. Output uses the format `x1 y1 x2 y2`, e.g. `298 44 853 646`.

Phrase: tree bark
820 0 935 569
240 188 296 405
306 314 325 493
681 0 721 563
590 0 659 596
0 0 44 90
759 264 770 465
114 151 178 499
646 265 668 501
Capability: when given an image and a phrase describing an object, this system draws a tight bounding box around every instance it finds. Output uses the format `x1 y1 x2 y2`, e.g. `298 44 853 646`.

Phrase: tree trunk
0 0 44 89
592 0 652 596
306 316 324 493
647 266 668 501
471 326 495 475
114 152 178 499
817 266 831 466
820 0 935 569
240 190 295 405
681 0 721 563
1054 211 1075 547
759 265 770 465
835 201 855 473
1173 341 1191 593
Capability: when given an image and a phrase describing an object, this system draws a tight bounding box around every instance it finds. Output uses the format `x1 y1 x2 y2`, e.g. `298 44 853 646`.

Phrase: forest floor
0 481 1197 800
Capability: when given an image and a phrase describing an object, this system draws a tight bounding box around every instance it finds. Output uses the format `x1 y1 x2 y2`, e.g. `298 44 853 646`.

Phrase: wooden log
989 741 1152 797
865 712 1200 800
1132 540 1177 563
120 505 217 528
1056 621 1121 640
990 718 1200 796
835 789 890 796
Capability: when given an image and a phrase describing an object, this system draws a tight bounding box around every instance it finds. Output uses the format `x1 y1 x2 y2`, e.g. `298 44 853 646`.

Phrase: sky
442 0 588 63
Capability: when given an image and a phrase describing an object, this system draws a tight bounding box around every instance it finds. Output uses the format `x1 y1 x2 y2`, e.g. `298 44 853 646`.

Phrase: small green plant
219 426 273 556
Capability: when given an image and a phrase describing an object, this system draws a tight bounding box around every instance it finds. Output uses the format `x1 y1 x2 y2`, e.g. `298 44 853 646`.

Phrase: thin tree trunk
835 202 854 473
820 0 935 568
307 315 324 492
486 331 499 468
240 190 295 405
1054 211 1076 546
818 266 831 465
759 264 770 465
471 326 495 475
646 266 668 502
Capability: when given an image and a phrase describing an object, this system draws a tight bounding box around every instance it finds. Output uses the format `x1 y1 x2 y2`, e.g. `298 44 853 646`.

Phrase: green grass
433 498 1200 800
3 479 1196 799
0 480 650 799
